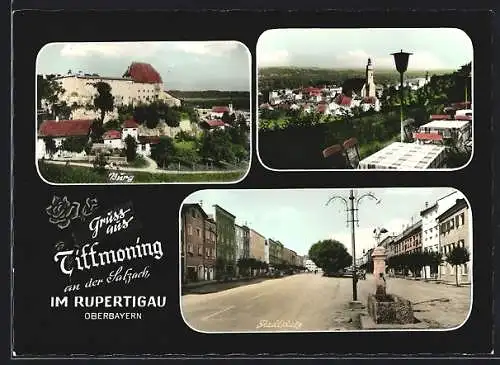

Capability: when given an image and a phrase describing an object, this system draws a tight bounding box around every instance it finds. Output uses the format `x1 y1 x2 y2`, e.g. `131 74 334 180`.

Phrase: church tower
362 58 376 98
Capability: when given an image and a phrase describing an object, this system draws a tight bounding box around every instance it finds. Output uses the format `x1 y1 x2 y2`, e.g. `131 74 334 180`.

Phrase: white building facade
420 191 459 278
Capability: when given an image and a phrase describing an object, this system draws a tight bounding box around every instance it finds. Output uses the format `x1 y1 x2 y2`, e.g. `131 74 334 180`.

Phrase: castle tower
362 58 376 98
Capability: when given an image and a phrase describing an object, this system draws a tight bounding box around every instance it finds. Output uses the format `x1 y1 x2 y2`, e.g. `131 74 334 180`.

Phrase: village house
37 119 93 160
45 63 181 122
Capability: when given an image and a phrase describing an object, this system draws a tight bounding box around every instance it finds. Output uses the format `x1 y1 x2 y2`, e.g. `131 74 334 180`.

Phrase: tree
52 101 72 120
93 153 108 174
199 130 235 164
446 246 470 287
124 135 137 162
308 239 352 274
164 107 181 128
60 136 88 153
151 136 176 168
37 74 65 114
104 119 122 131
428 251 443 277
43 137 58 158
90 119 105 143
92 82 114 122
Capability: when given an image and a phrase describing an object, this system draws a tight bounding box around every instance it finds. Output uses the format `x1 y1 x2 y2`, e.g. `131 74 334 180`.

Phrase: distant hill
167 90 250 99
258 67 453 91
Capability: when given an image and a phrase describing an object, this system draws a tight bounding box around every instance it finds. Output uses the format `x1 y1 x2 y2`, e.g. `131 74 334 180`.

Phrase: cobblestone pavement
357 275 471 329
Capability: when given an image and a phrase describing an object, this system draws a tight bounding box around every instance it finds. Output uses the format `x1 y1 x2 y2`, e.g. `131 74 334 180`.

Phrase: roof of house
103 130 122 140
122 62 162 84
39 119 93 138
396 220 423 241
138 136 161 144
203 120 227 128
336 94 352 106
420 202 438 216
436 198 468 222
182 203 208 219
317 104 328 113
362 96 377 104
123 120 139 128
212 106 230 113
214 204 236 219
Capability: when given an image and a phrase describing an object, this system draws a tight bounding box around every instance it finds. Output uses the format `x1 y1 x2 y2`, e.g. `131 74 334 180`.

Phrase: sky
257 28 473 70
184 188 466 258
36 41 251 91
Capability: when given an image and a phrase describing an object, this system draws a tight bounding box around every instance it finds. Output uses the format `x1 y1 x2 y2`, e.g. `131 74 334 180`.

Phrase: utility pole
349 189 358 301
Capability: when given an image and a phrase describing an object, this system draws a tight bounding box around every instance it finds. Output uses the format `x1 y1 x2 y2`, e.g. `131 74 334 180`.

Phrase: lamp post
465 70 472 105
391 50 412 143
326 189 381 302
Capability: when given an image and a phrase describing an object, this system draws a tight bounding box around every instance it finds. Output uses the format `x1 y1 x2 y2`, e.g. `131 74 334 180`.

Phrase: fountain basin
367 293 415 324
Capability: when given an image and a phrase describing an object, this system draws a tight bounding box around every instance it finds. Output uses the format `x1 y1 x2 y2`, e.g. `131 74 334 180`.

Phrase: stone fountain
362 246 422 328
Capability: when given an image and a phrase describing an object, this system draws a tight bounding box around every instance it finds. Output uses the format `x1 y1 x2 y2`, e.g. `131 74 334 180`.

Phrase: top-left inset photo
36 41 251 184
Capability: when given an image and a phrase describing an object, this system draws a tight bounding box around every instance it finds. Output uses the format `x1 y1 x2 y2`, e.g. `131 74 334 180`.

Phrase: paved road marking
202 305 236 321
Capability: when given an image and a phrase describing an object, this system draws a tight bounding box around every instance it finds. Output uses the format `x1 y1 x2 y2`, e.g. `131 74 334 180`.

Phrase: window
460 213 465 225
187 244 193 253
191 210 196 218
196 228 201 237
449 219 454 229
187 225 192 235
198 246 202 255
205 248 209 257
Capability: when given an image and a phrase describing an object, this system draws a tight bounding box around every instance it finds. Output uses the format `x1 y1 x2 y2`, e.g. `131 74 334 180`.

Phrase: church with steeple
361 58 376 98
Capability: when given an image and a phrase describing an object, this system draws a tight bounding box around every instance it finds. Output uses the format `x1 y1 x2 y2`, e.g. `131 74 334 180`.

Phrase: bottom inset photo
179 188 472 333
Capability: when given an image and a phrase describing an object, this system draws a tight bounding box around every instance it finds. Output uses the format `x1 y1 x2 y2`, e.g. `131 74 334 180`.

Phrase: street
181 273 471 332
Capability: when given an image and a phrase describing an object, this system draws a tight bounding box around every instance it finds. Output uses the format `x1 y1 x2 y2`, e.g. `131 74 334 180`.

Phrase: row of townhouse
357 191 471 284
180 202 305 283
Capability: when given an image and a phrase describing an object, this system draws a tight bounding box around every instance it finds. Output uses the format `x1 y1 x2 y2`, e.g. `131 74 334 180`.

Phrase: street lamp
391 50 413 143
326 189 381 302
464 70 472 105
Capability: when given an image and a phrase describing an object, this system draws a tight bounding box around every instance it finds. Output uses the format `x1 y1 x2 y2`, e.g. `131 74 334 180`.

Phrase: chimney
199 200 203 208
425 201 428 208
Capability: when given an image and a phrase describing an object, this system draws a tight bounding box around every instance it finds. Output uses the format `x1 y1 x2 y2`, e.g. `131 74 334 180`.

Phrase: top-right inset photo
257 28 473 170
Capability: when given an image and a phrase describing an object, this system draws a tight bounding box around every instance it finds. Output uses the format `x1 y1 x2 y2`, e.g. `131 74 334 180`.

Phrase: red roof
362 96 377 104
138 136 161 144
123 120 139 128
304 87 322 94
39 119 93 137
317 104 328 113
123 62 162 84
103 130 121 140
212 106 230 113
336 94 352 106
430 114 452 120
205 120 226 128
455 115 472 121
414 133 443 141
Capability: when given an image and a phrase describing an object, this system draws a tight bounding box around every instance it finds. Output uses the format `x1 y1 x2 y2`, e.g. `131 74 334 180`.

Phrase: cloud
60 42 163 58
173 41 241 57
334 49 446 70
258 49 290 67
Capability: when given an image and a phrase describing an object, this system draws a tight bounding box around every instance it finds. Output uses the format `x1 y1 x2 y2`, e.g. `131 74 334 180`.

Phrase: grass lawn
38 161 244 183
175 141 196 150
